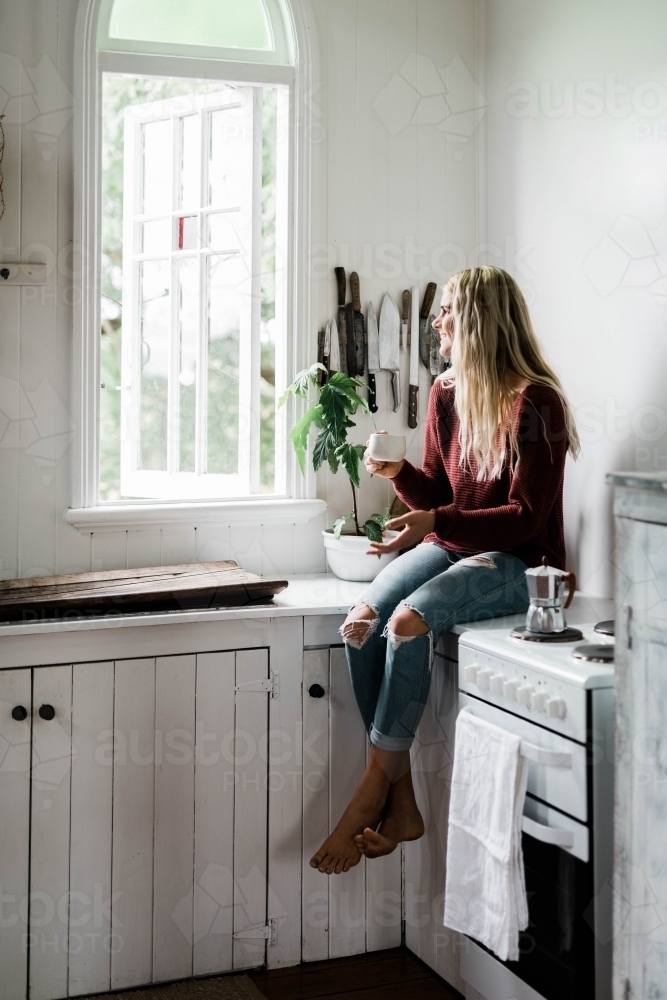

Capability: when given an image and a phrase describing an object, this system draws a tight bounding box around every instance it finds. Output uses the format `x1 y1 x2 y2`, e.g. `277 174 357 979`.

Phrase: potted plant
280 364 400 582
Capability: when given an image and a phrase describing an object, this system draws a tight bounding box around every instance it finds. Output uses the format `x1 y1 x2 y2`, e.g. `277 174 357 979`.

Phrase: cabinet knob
39 704 55 721
308 684 325 699
11 705 28 721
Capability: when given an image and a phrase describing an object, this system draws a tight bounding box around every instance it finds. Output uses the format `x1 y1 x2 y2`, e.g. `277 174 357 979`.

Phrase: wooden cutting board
0 561 288 621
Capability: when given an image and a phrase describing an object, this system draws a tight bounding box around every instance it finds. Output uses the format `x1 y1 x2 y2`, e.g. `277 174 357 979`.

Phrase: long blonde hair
440 267 580 480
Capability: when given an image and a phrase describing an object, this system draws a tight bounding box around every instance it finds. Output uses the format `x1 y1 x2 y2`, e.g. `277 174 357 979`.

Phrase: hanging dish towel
443 708 529 962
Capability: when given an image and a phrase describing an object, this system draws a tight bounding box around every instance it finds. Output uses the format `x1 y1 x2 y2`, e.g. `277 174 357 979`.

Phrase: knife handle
408 385 418 429
390 371 401 413
350 272 361 313
368 372 378 413
335 267 346 307
345 302 357 376
317 329 324 383
420 281 438 320
402 290 410 323
337 307 348 375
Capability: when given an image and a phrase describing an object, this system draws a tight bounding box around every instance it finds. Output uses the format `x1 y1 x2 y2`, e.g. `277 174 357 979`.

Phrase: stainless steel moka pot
525 557 577 634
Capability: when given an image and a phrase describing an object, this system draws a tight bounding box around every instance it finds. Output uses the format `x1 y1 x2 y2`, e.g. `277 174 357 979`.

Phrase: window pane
142 218 171 255
177 215 198 251
178 257 199 473
109 0 273 51
180 114 200 210
140 260 170 471
206 212 241 252
209 106 251 208
207 255 242 475
142 119 172 216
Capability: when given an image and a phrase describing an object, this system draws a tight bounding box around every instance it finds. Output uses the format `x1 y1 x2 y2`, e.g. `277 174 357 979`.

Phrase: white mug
368 433 407 463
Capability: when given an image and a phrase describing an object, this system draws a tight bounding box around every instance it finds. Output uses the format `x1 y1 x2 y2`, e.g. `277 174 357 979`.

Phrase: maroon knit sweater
391 380 568 569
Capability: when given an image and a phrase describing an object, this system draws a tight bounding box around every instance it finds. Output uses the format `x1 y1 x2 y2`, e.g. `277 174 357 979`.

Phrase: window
94 0 292 503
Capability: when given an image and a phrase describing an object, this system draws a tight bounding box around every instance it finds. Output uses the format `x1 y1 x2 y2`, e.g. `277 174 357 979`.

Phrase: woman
310 266 580 876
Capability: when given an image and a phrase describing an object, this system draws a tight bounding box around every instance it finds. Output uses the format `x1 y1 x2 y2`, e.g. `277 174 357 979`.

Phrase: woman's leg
356 551 529 858
310 544 454 874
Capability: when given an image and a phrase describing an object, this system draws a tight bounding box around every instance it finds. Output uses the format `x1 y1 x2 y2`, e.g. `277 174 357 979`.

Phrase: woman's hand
363 431 404 480
367 510 436 555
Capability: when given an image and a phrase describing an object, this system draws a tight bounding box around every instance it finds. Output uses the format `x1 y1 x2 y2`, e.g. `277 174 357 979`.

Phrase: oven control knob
517 684 534 706
503 678 519 700
546 696 567 720
476 668 492 690
530 690 548 713
464 665 479 684
490 673 505 695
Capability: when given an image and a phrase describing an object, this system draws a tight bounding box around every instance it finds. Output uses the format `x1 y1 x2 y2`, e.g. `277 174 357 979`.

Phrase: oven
456 632 614 1000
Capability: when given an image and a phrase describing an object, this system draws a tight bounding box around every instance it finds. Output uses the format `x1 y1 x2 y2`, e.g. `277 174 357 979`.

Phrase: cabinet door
0 669 31 1000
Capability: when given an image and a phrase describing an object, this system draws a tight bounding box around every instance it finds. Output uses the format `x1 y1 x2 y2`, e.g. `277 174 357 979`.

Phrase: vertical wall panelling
328 646 366 958
111 658 156 990
229 523 264 576
261 522 295 577
193 652 236 975
152 655 196 982
29 664 73 1000
68 661 114 996
193 525 231 563
301 648 331 962
232 649 270 969
0 669 31 1000
159 528 196 567
266 617 304 969
91 531 127 571
126 529 161 570
292 514 327 575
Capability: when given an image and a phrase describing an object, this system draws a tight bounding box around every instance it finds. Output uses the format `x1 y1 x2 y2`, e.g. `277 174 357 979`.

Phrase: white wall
0 0 480 579
484 0 667 595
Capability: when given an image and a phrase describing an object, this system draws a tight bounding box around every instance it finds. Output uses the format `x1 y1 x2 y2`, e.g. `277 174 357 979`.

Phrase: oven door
458 695 596 1000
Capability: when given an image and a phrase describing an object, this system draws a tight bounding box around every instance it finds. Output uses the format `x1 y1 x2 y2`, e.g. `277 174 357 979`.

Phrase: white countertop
0 573 614 639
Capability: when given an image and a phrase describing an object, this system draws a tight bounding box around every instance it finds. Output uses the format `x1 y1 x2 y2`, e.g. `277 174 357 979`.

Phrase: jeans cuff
369 724 413 752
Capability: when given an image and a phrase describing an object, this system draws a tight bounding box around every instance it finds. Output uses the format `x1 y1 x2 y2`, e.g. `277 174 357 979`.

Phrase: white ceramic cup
368 433 407 463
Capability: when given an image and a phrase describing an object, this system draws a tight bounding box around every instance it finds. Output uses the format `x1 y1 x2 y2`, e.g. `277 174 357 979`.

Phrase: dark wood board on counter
0 561 288 621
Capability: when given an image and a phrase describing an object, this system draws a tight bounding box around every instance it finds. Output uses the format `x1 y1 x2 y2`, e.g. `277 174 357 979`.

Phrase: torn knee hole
457 555 497 569
384 606 430 649
340 608 379 649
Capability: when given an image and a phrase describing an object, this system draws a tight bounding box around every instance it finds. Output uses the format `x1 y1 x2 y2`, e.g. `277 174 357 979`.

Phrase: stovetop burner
572 643 615 663
510 625 584 643
594 619 615 636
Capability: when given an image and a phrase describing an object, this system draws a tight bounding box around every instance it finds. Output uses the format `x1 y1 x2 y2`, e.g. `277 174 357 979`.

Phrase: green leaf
278 364 326 407
333 514 355 540
312 427 335 472
287 405 321 475
335 442 361 488
368 513 390 529
362 519 384 544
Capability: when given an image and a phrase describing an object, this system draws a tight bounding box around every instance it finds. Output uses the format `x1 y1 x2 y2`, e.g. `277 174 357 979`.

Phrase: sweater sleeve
433 388 568 551
391 381 454 510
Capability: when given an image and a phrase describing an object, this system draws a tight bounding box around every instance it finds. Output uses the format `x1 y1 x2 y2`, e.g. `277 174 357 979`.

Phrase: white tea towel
443 708 529 962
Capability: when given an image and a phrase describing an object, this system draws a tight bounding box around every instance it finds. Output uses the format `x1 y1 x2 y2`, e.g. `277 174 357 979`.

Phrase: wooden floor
249 948 463 1000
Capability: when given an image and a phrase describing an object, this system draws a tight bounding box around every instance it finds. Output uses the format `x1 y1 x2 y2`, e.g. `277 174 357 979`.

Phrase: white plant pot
322 529 400 583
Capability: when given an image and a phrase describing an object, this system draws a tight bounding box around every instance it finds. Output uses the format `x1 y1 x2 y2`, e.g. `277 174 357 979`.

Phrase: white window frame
69 0 322 531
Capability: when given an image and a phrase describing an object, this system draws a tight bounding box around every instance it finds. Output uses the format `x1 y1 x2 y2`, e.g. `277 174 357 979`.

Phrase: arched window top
98 0 295 65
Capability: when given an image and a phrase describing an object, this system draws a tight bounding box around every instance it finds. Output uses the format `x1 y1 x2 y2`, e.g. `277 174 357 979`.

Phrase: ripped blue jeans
343 543 529 751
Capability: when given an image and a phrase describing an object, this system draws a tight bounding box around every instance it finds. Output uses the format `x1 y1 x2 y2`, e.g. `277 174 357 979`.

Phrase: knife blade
419 282 437 370
329 317 340 374
317 327 325 384
408 286 420 428
334 267 348 375
350 272 365 376
323 321 331 382
402 290 410 351
379 293 401 413
367 301 380 413
429 313 446 382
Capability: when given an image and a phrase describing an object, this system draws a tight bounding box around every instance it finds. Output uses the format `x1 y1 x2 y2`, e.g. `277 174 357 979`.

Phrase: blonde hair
440 266 580 480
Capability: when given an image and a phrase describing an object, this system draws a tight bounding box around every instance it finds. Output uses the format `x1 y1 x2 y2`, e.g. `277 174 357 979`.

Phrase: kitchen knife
334 267 348 375
323 320 331 382
345 301 357 375
329 317 340 374
401 290 410 351
317 327 325 384
350 272 366 376
379 293 401 413
429 313 446 382
408 286 420 428
367 300 380 413
419 282 438 370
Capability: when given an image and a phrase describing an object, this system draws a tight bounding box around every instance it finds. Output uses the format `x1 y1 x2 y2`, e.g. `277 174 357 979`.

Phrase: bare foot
310 748 409 875
354 769 424 859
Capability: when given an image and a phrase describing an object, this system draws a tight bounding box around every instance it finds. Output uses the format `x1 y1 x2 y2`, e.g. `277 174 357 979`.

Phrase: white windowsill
65 498 327 533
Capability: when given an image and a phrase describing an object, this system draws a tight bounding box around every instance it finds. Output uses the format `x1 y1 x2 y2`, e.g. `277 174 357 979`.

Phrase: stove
455 624 614 1000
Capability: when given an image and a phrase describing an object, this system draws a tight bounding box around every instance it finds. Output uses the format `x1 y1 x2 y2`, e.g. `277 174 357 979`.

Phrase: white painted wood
111 659 156 990
160 528 196 567
127 529 162 569
266 617 304 969
328 645 367 959
233 648 269 970
0 669 31 1000
293 516 327 575
261 523 295 577
229 524 264 576
91 531 127 571
193 651 236 975
65 499 327 532
301 648 330 962
153 655 196 981
68 661 114 996
303 614 346 648
30 665 73 1000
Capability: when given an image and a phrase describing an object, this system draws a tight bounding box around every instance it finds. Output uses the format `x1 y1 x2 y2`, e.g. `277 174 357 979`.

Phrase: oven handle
520 740 572 768
521 814 575 848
